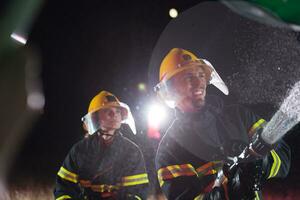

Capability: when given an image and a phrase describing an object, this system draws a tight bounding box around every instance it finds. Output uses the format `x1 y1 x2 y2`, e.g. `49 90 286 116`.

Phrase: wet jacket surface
155 100 291 200
54 132 149 200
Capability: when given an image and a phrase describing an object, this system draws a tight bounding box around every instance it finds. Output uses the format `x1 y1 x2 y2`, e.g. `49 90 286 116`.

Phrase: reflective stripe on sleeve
122 173 149 187
267 150 282 179
56 195 72 200
157 164 197 186
196 161 222 177
254 191 260 200
194 194 204 200
248 119 266 136
57 167 78 183
128 194 142 200
134 195 142 200
157 162 221 187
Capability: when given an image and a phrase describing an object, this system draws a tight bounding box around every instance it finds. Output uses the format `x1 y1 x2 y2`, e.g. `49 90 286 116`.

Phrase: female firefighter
154 48 291 200
54 90 149 200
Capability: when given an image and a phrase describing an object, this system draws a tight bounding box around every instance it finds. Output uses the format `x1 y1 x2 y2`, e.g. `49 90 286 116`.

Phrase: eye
183 73 193 81
115 108 122 114
198 73 205 79
103 109 110 114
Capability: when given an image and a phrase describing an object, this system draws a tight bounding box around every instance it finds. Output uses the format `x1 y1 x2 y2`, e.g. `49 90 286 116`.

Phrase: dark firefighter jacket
155 99 291 200
54 131 149 200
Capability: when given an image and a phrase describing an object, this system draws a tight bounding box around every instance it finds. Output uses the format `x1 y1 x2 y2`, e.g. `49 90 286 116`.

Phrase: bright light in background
147 104 167 127
169 8 178 18
138 83 146 91
147 103 167 139
27 91 45 111
10 32 27 45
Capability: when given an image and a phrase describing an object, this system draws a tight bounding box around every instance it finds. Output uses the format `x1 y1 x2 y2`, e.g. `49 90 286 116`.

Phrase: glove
224 160 264 200
204 186 226 200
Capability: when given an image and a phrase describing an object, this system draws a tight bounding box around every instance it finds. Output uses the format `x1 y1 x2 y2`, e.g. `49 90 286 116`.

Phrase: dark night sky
7 0 202 184
3 0 300 196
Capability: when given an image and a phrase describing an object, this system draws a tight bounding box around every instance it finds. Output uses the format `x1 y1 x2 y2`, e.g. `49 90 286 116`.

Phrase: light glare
27 92 45 110
147 104 166 127
138 83 146 91
169 8 178 18
10 33 27 45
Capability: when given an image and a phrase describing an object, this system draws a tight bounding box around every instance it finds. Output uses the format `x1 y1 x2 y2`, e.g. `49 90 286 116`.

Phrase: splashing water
262 81 300 144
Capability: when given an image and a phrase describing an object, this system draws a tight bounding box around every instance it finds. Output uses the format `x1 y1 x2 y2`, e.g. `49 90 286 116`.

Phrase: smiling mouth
193 89 204 96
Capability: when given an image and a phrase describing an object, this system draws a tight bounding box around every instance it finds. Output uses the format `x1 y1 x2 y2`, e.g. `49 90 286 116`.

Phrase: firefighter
54 90 149 200
154 48 291 199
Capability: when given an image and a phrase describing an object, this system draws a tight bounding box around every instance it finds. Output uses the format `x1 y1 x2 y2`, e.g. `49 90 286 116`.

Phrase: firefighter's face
170 66 207 112
99 107 122 131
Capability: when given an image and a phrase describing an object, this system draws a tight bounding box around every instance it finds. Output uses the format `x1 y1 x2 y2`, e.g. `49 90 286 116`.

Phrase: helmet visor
82 102 136 135
154 60 229 108
82 111 101 135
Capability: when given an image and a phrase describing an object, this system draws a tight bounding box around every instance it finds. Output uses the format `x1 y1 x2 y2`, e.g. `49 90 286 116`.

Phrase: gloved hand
224 160 263 200
204 186 226 200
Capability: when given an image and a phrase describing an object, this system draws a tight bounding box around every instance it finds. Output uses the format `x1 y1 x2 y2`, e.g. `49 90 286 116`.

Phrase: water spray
229 80 300 167
262 81 300 144
215 80 300 188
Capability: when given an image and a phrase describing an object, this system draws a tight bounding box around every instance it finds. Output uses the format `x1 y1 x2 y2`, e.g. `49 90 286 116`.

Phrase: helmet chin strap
97 128 116 136
97 129 117 145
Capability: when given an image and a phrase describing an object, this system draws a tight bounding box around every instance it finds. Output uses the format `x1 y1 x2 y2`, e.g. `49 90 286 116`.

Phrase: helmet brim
160 62 212 84
155 62 212 92
81 102 128 135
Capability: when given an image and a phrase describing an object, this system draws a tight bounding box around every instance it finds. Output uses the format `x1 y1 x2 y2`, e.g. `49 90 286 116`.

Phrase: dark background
5 0 202 186
1 0 300 198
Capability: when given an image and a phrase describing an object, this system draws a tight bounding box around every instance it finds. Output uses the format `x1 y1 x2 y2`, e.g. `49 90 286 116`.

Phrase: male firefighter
54 91 149 200
154 48 291 199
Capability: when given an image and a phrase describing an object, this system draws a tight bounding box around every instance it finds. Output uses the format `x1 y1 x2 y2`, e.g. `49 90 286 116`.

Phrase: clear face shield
81 102 137 135
154 60 229 108
203 59 229 96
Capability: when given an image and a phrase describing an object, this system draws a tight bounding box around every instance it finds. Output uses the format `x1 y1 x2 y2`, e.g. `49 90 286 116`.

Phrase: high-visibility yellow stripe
158 164 197 179
167 165 182 178
254 191 260 200
158 174 164 187
167 164 197 177
196 161 222 177
128 194 142 200
194 194 204 200
268 150 282 179
123 173 148 181
122 173 149 186
57 167 78 183
158 162 222 187
134 195 142 200
157 164 197 186
248 119 266 136
56 195 72 200
91 184 119 192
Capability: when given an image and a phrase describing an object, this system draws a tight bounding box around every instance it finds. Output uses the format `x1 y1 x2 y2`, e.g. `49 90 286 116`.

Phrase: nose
108 110 121 120
190 76 203 88
108 110 115 118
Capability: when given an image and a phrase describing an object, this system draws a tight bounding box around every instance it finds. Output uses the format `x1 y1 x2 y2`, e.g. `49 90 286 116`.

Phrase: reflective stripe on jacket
54 132 149 200
156 103 290 200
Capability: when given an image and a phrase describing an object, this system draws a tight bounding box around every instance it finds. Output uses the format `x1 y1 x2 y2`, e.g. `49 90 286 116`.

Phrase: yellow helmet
158 48 212 84
82 91 128 135
155 48 229 108
87 90 128 117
